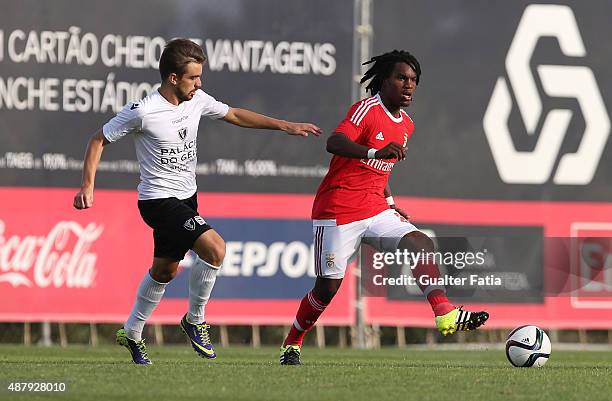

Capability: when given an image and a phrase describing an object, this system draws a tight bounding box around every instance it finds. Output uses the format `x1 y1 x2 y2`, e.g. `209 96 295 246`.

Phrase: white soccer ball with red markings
505 325 551 367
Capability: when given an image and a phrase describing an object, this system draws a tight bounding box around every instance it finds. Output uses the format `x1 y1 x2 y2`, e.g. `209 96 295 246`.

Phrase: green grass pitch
1 345 611 401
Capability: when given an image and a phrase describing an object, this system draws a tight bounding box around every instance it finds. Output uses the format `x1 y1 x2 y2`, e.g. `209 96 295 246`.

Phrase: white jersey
102 89 229 200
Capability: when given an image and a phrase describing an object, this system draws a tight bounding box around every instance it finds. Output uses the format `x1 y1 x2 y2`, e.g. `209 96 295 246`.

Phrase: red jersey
312 94 415 225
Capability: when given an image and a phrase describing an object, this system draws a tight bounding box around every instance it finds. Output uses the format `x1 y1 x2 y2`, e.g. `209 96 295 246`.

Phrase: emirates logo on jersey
178 127 187 141
360 158 395 172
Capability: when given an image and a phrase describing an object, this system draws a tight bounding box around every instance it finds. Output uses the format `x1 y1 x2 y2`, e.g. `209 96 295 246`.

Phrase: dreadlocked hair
360 50 421 96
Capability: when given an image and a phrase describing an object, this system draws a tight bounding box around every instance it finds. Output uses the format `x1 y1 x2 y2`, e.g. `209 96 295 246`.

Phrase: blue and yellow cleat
279 344 301 365
180 314 216 359
116 328 152 365
435 306 489 336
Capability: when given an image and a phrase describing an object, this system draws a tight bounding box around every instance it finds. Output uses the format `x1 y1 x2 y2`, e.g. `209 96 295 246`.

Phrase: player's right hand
392 206 411 221
73 188 94 210
284 122 322 137
375 142 406 160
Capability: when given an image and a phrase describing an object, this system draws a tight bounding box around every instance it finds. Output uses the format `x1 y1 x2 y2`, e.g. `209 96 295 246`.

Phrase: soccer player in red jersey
279 50 489 365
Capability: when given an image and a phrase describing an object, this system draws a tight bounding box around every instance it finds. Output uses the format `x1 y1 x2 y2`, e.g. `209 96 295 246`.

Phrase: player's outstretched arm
73 129 110 210
327 132 406 160
222 107 321 137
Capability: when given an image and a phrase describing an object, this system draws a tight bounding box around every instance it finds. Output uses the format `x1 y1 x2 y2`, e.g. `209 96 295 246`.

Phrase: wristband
367 148 377 159
386 196 395 206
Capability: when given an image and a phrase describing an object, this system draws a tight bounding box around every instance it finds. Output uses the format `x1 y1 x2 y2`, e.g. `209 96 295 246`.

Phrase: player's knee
400 231 435 253
150 263 179 283
208 240 226 266
316 287 338 304
195 234 226 267
313 278 342 304
154 270 177 282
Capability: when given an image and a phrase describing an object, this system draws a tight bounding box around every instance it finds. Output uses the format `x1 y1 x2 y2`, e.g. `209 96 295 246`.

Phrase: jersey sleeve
102 102 143 142
196 90 230 120
334 101 371 141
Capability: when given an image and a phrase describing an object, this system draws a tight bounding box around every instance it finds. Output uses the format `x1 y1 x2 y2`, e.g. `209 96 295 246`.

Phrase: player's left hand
284 122 322 137
392 206 411 221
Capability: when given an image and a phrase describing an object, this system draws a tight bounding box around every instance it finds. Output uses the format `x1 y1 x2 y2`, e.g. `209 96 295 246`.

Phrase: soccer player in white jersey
73 38 320 364
279 50 488 365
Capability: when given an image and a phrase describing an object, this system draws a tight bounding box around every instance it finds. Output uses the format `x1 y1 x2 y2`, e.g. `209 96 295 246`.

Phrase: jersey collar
376 93 403 123
156 89 185 109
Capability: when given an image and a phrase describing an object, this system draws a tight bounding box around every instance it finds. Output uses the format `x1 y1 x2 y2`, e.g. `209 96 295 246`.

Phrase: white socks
124 272 167 341
187 258 221 325
123 258 220 340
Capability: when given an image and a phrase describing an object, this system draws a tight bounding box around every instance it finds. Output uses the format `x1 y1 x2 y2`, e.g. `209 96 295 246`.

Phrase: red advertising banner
0 187 354 325
1 187 611 328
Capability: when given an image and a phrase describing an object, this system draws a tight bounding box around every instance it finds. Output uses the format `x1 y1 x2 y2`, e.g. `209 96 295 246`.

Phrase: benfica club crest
178 127 187 140
325 253 335 268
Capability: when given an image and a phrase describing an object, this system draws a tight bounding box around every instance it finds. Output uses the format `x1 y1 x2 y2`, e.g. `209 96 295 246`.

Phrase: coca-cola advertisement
0 187 149 321
0 220 102 289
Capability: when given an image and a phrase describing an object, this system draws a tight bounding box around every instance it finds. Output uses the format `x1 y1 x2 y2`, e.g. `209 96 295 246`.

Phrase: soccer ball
505 325 551 367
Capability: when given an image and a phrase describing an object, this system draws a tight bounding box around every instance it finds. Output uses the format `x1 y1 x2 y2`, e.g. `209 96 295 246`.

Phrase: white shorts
313 209 420 279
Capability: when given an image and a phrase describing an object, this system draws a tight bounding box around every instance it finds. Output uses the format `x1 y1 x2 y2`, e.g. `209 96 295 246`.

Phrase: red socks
428 289 454 316
412 259 454 316
283 290 328 347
